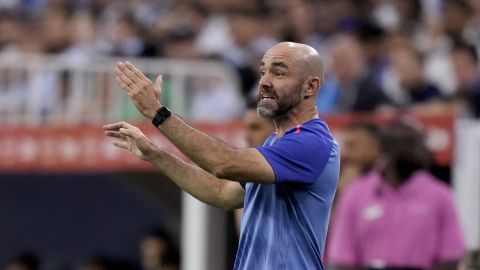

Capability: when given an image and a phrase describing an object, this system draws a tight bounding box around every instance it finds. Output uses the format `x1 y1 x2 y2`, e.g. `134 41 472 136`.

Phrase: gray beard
257 91 302 119
257 105 276 118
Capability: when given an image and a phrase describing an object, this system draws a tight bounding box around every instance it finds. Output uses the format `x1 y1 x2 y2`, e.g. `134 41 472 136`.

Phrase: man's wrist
151 106 172 128
146 103 162 120
144 147 164 163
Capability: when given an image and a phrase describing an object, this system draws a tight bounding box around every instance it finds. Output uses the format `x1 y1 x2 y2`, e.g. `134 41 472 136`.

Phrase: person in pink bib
328 121 465 270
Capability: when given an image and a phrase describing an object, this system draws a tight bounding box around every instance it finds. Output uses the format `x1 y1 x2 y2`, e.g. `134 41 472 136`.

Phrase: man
104 42 340 269
451 42 480 118
328 121 465 270
338 122 381 191
317 34 391 114
326 122 382 264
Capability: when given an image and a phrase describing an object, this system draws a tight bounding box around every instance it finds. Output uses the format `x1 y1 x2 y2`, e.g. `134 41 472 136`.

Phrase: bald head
265 42 324 81
257 42 323 119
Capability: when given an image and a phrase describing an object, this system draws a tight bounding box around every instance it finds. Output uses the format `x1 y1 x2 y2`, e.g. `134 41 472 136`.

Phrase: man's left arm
158 115 275 183
113 61 275 183
104 118 275 183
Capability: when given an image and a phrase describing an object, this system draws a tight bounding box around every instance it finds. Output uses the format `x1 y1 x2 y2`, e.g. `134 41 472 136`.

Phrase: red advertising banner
323 113 455 166
0 114 454 172
0 121 246 172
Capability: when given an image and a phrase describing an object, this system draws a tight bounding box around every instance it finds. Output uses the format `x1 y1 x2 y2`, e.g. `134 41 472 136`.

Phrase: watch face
158 107 172 118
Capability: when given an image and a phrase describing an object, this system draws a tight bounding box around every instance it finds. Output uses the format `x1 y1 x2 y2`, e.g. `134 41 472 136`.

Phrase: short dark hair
380 121 432 179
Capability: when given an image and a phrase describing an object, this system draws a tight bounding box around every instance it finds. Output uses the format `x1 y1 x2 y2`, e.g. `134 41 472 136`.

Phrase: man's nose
259 74 272 88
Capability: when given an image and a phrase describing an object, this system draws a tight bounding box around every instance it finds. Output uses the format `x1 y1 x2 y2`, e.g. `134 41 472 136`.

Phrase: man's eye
275 71 285 77
260 70 266 75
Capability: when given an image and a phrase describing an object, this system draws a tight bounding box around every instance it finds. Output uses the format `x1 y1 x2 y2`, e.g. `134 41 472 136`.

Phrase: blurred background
0 0 479 269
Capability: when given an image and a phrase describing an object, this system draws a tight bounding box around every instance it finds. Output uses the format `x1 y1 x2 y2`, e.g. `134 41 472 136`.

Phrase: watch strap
152 106 172 127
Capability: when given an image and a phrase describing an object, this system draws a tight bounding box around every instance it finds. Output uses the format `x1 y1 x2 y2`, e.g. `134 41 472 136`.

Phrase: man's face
257 47 305 118
341 128 380 171
243 109 275 147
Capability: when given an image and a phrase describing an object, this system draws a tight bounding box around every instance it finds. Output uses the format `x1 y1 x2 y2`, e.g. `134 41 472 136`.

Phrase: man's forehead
261 49 297 66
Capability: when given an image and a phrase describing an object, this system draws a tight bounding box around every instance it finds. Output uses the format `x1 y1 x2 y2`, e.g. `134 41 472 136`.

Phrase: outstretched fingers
116 61 146 84
124 61 148 81
103 121 133 131
104 130 127 140
112 140 129 149
119 127 138 138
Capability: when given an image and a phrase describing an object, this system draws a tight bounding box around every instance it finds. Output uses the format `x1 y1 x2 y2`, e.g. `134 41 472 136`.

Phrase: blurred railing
0 53 243 126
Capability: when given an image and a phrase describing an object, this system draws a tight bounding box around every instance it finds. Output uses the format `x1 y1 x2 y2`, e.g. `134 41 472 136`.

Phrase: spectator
450 42 480 118
386 46 449 115
151 1 207 58
162 25 199 59
140 228 180 270
327 122 381 239
328 121 465 270
102 9 149 57
317 34 392 114
338 122 382 192
443 0 472 41
0 9 21 52
283 0 324 50
326 122 382 265
40 5 72 54
222 9 278 96
62 10 102 62
5 253 40 270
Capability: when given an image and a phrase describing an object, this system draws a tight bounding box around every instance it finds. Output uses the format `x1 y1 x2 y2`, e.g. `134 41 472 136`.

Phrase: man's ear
304 77 321 98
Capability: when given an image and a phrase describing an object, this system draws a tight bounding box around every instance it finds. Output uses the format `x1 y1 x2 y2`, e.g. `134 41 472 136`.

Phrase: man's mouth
261 94 275 100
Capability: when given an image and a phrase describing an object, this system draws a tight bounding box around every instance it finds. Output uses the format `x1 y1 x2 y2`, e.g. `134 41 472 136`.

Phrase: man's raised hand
103 121 159 161
115 61 163 119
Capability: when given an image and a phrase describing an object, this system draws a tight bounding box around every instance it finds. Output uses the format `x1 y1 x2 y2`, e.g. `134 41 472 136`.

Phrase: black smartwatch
152 106 172 127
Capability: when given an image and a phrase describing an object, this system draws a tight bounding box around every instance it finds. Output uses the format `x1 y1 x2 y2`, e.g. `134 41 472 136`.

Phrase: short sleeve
257 128 333 184
328 187 361 266
435 190 466 261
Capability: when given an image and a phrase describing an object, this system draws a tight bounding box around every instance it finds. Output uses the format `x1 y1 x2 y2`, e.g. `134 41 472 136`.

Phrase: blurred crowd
4 228 180 270
1 0 480 118
1 0 479 269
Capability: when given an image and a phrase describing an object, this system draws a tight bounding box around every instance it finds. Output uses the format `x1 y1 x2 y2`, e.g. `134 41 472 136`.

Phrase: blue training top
234 118 340 270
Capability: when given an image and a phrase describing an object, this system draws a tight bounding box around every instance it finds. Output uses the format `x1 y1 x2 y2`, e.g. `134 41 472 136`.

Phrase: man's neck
273 103 318 137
